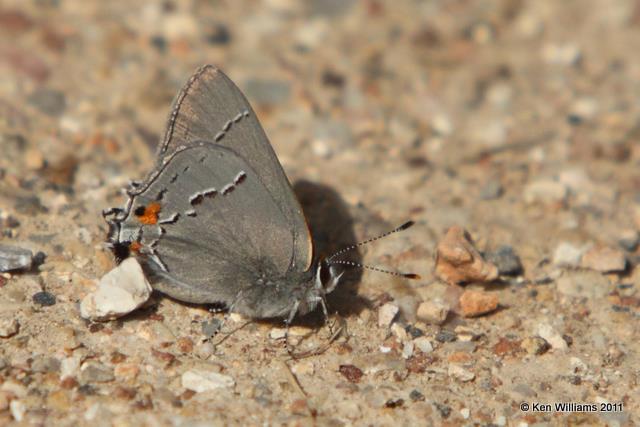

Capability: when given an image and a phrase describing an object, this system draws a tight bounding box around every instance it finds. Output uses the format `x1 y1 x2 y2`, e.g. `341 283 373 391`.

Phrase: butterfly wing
154 65 312 272
120 143 295 305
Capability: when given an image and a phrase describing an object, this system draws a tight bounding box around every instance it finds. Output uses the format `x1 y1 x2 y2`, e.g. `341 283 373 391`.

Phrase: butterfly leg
284 299 301 356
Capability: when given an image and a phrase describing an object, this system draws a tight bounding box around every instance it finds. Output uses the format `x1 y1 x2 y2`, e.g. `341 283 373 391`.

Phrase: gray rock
0 244 33 272
80 362 115 383
80 258 152 321
483 245 523 276
479 180 503 200
618 230 639 252
27 88 67 116
31 356 61 373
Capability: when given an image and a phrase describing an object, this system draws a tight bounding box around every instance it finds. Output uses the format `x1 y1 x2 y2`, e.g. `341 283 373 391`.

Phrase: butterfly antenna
325 259 420 279
326 221 415 262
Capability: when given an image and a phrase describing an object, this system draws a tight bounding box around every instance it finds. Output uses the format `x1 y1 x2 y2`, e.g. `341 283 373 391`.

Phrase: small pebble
581 245 627 273
618 230 639 251
339 364 364 383
80 362 115 383
181 369 235 392
401 341 414 359
413 337 433 353
537 323 568 351
521 336 550 355
435 329 457 343
0 244 33 272
377 303 399 328
80 258 152 321
483 246 523 276
10 399 26 422
435 226 498 285
416 300 449 325
448 364 475 382
459 290 499 317
409 389 425 402
33 291 56 306
435 402 451 418
553 242 586 267
479 180 503 200
460 408 470 419
405 325 424 338
291 360 315 376
0 316 19 337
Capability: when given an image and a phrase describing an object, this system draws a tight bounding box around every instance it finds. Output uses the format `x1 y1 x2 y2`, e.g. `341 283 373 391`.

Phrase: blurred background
0 0 638 425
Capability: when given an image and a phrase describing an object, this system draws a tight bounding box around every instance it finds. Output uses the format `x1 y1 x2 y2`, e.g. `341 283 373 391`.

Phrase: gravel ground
0 0 638 425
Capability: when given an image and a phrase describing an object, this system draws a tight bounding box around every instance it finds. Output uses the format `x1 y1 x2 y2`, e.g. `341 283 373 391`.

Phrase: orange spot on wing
129 242 142 252
137 202 161 225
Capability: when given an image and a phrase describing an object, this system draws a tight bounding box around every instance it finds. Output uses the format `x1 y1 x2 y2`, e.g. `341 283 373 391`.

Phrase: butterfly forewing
155 65 313 272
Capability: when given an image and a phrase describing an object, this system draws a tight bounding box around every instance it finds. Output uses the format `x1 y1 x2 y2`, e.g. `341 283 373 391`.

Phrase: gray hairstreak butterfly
104 65 417 332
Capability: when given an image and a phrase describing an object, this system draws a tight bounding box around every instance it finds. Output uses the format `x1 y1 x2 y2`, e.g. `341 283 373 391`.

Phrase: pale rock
448 364 475 382
291 360 315 376
0 315 19 338
401 341 414 359
416 300 449 325
10 399 25 421
390 323 408 342
182 368 235 392
377 303 399 328
413 337 433 354
524 179 567 204
80 258 152 321
537 323 568 351
553 242 587 267
60 355 81 379
0 244 33 272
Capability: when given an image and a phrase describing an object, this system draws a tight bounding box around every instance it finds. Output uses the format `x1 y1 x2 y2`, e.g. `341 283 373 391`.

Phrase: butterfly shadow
293 180 368 323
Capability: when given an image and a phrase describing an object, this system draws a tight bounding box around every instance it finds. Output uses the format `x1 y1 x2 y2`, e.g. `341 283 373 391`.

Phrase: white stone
390 323 408 342
537 323 568 351
448 364 475 382
414 337 434 353
377 303 399 328
80 258 152 321
460 408 470 419
401 341 414 359
291 360 315 376
553 242 587 267
10 399 25 422
60 355 81 379
182 369 235 392
0 316 19 337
